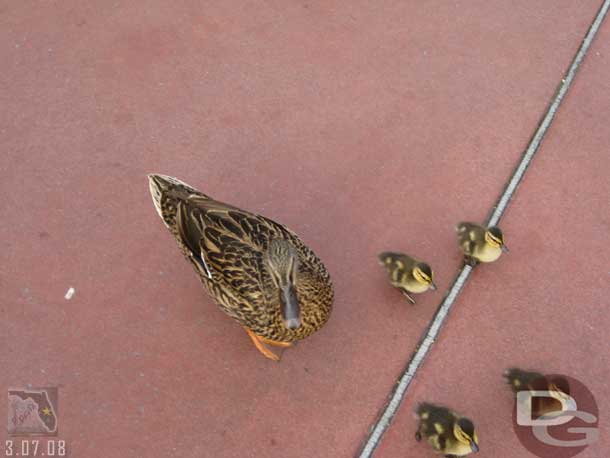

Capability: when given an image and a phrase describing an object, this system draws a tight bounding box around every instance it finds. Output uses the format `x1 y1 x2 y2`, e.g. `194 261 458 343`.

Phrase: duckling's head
454 418 479 453
485 226 508 252
412 263 437 291
264 239 301 330
547 377 571 405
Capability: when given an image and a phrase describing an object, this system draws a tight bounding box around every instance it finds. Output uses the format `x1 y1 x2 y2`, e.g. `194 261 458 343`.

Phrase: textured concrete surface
0 1 607 457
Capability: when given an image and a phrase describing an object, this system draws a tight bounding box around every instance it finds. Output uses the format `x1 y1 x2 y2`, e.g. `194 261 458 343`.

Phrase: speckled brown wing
174 194 333 341
175 196 279 322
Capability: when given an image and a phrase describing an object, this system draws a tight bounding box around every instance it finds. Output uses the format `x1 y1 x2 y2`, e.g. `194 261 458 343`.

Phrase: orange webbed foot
258 335 293 348
244 328 281 361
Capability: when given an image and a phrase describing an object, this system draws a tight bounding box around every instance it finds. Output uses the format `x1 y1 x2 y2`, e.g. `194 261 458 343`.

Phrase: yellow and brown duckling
378 252 436 304
415 403 479 457
148 174 334 361
456 222 508 266
504 368 571 418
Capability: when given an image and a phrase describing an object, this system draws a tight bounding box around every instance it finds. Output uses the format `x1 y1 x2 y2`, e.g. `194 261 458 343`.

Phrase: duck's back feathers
416 403 458 453
417 403 456 431
378 252 417 283
504 368 546 393
456 222 481 234
456 222 485 255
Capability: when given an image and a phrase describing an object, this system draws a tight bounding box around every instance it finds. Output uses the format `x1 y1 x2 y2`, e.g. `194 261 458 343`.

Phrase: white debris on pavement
64 287 75 300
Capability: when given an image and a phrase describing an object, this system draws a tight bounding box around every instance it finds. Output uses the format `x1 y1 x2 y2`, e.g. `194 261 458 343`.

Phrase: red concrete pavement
378 13 610 458
0 1 606 457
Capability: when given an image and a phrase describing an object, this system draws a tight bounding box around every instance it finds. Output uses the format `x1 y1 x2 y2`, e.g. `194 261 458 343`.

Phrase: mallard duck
378 252 436 304
504 368 571 418
415 402 479 457
148 174 334 361
456 222 508 266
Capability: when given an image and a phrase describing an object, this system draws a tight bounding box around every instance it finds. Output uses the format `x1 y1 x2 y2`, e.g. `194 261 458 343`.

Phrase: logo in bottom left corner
8 387 58 436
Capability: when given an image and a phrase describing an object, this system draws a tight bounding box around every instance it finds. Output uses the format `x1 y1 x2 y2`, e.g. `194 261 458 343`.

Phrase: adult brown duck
148 174 334 361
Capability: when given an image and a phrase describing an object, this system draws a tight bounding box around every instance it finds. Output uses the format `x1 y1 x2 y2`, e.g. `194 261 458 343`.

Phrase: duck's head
454 417 479 453
485 226 508 252
412 262 437 291
264 239 301 330
548 377 570 398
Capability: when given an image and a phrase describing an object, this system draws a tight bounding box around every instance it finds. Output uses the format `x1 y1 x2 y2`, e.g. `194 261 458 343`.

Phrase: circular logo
512 374 599 458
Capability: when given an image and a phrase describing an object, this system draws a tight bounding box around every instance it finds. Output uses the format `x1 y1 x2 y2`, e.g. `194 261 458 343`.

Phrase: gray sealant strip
357 1 610 456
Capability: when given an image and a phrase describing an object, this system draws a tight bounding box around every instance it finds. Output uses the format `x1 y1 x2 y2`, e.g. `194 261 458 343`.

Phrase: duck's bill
429 281 437 291
471 442 479 453
281 284 301 330
502 244 509 253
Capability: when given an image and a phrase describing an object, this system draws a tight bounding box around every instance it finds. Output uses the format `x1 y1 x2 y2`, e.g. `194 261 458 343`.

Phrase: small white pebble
64 287 75 300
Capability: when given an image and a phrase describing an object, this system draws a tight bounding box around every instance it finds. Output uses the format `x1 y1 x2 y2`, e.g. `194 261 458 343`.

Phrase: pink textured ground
1 1 607 457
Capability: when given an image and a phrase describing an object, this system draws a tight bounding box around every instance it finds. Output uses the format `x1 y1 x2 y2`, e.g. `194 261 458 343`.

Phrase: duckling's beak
280 284 301 330
501 244 509 253
429 281 437 291
471 442 479 453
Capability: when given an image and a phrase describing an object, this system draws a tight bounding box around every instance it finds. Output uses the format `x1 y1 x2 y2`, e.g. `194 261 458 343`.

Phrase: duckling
378 252 437 304
456 222 508 266
415 402 479 457
504 368 571 418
